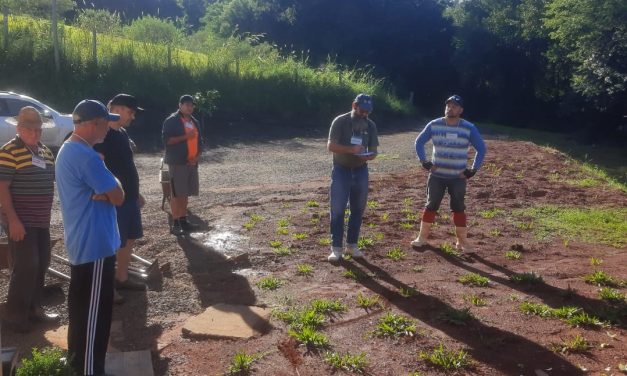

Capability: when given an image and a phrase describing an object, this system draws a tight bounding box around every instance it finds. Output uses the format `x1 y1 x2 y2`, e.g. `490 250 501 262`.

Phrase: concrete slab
45 322 121 352
105 350 153 376
182 304 272 339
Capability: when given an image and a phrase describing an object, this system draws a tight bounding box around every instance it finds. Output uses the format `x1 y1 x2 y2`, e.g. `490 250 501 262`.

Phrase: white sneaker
327 247 343 262
346 244 364 259
411 237 426 247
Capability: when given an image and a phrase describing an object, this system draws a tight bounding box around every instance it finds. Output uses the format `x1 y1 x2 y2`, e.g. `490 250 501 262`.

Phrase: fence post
92 29 97 65
51 0 60 74
1 6 7 52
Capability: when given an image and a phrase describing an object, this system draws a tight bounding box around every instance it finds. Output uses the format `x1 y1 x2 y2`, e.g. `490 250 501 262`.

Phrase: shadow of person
431 250 623 327
350 257 583 376
176 234 268 335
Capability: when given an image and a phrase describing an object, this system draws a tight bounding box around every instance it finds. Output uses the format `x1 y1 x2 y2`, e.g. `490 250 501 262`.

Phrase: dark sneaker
170 221 184 235
115 278 146 291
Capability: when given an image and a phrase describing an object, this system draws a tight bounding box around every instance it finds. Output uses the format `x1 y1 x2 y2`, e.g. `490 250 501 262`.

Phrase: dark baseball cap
109 93 144 111
354 93 373 112
72 99 120 124
445 95 464 107
179 94 196 105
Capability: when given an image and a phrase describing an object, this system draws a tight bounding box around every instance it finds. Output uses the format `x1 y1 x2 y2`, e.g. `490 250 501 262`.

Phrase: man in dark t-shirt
94 94 146 297
326 94 379 262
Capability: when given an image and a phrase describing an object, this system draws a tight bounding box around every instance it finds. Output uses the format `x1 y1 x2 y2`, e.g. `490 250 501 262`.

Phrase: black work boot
170 219 184 235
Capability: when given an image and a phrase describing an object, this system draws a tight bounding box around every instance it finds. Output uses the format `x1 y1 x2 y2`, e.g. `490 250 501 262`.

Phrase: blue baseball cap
72 99 120 124
354 93 373 112
445 95 464 107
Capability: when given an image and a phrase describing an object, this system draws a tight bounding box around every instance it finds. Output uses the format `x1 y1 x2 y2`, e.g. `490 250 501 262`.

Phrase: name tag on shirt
446 133 458 139
184 121 194 130
350 136 363 145
32 155 46 169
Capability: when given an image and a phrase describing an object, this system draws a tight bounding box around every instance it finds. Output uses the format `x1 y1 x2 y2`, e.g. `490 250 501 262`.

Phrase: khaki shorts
168 164 199 197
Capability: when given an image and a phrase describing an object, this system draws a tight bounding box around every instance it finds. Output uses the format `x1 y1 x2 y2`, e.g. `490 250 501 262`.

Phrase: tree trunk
51 0 60 74
2 5 8 52
92 29 97 64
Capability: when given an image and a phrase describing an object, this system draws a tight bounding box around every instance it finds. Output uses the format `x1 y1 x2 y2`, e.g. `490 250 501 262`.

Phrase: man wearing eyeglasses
57 99 124 376
162 94 203 236
0 106 57 333
327 94 379 262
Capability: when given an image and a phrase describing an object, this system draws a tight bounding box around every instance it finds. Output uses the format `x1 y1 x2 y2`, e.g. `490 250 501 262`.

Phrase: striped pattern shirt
415 118 486 178
0 137 55 228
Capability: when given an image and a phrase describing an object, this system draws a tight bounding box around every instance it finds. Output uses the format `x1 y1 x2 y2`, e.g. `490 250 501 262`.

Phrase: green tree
75 9 121 64
544 0 627 110
124 15 184 67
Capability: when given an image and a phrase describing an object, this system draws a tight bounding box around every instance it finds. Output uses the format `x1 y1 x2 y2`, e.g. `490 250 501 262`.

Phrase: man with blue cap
56 99 125 376
412 95 486 252
326 94 379 262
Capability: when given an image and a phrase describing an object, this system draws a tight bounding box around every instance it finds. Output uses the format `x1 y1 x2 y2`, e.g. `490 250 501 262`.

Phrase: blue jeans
329 164 369 247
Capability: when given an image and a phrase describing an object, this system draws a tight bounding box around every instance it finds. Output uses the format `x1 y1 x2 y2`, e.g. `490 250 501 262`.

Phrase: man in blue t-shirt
94 94 146 299
56 99 124 376
412 95 486 252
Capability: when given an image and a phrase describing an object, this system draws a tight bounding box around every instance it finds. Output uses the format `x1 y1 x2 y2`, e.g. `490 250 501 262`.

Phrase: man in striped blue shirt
412 95 486 252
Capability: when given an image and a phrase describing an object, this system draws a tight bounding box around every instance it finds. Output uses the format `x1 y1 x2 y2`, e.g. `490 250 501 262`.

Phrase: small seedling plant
505 250 521 260
296 263 314 276
399 286 418 298
584 270 621 287
356 292 381 310
589 257 603 266
386 246 406 261
324 351 369 373
420 344 471 371
553 334 591 354
256 276 283 291
357 236 375 249
373 312 416 338
519 302 605 327
465 294 487 306
226 351 262 375
269 240 283 248
317 237 332 246
599 287 625 303
509 272 543 284
288 326 329 349
305 200 320 208
458 273 490 287
439 308 474 326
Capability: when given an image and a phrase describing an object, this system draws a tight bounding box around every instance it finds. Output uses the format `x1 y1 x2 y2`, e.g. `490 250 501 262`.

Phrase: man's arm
104 177 125 206
163 117 196 146
327 140 364 154
0 180 25 241
414 123 432 162
469 126 487 170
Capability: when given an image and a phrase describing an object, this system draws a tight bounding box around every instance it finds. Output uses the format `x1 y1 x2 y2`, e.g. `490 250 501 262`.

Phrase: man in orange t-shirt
162 95 202 235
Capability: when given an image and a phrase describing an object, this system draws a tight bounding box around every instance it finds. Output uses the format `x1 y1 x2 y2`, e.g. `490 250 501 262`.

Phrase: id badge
350 136 363 145
446 133 458 139
32 156 46 169
184 121 194 130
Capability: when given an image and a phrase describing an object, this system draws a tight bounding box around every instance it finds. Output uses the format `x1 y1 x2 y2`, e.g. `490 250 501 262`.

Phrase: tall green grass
0 15 413 126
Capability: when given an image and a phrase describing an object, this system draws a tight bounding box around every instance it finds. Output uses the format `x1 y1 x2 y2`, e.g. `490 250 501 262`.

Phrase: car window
0 99 9 116
5 98 44 116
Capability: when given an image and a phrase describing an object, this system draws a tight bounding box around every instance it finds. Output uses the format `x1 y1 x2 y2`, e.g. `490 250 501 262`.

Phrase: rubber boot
455 226 473 252
411 221 432 247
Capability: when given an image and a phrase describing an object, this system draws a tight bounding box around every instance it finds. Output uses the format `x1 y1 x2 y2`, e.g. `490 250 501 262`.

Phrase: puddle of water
190 225 246 254
232 268 264 277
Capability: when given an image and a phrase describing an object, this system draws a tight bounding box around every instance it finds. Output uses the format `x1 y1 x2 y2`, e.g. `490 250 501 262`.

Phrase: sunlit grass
512 205 627 247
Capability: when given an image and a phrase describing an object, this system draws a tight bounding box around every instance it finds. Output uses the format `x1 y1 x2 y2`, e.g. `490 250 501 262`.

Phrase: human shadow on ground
428 247 625 327
176 233 270 334
346 257 583 376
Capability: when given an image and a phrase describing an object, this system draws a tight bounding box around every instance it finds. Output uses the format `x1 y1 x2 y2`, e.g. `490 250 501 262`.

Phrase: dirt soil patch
1 126 626 375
